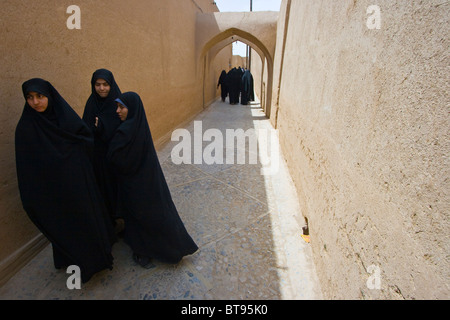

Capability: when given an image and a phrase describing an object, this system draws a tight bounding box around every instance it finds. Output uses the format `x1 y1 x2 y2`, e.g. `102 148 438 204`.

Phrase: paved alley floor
0 99 323 300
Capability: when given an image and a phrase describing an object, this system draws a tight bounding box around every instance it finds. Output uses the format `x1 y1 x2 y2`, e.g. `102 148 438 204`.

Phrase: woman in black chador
217 70 228 102
227 67 243 105
240 69 254 105
15 78 116 283
107 92 198 267
83 69 122 225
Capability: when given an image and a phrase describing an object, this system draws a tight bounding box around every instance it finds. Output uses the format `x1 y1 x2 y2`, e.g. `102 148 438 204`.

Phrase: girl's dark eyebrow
26 93 45 98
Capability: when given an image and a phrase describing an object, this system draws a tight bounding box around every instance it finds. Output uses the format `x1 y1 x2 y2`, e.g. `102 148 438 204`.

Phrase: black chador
217 70 228 102
15 78 115 283
83 69 122 223
107 92 198 266
228 67 243 105
240 69 254 105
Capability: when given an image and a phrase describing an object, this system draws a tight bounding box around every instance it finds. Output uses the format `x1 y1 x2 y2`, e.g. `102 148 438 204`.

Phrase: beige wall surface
275 0 449 299
0 0 229 284
250 49 267 109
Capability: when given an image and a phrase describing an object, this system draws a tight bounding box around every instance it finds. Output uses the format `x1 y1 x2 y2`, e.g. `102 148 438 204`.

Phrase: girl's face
26 91 49 112
94 78 111 98
116 102 129 121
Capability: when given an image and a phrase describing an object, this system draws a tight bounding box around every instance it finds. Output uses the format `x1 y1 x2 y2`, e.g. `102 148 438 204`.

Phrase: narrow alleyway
0 98 322 300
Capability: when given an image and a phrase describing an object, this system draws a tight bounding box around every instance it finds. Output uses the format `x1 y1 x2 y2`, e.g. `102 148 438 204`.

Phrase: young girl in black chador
83 69 122 226
16 78 116 283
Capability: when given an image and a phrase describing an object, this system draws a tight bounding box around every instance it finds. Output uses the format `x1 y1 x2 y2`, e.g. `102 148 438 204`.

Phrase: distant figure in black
227 67 243 105
217 70 228 102
240 69 255 105
82 69 122 227
107 92 198 268
15 78 116 283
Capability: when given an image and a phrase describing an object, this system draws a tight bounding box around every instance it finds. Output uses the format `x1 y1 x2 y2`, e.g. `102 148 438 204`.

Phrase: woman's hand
95 117 99 127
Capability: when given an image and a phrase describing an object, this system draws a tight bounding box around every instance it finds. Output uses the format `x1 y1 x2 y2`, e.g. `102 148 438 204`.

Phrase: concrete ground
0 98 323 300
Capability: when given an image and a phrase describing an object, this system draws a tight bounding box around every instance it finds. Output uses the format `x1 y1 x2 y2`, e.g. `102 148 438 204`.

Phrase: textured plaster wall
0 0 228 280
250 49 264 104
250 51 268 110
275 0 449 299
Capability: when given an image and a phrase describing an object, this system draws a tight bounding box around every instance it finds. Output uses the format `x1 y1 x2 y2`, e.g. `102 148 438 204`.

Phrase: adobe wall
231 55 247 69
250 51 267 109
275 0 449 299
0 0 229 285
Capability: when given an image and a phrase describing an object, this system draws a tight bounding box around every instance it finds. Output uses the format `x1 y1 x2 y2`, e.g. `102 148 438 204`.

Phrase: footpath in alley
0 98 323 300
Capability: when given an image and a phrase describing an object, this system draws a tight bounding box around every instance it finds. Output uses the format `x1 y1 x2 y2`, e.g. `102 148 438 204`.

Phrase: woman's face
94 78 111 98
26 92 49 112
116 102 129 121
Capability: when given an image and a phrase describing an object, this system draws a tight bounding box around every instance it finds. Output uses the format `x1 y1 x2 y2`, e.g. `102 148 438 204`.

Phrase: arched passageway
196 12 278 117
201 28 273 112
